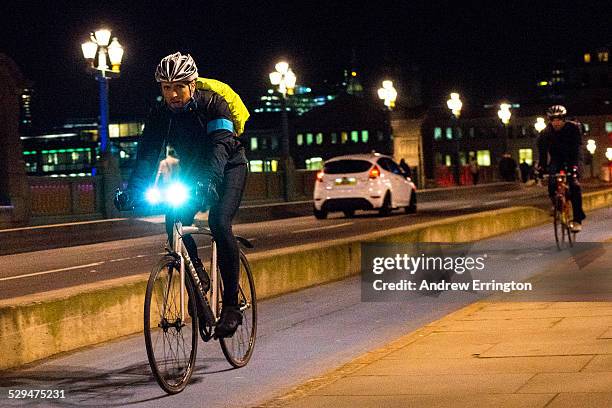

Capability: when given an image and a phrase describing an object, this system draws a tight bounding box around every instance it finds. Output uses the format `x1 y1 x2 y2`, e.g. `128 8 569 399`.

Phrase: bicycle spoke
220 252 257 367
145 257 197 394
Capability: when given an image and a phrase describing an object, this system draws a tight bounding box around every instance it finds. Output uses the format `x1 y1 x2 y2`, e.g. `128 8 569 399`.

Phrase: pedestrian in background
519 160 531 183
499 153 517 182
399 158 412 178
469 157 479 185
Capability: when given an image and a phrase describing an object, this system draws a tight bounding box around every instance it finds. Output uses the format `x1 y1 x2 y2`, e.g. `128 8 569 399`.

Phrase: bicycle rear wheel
565 200 575 247
144 256 198 394
219 251 257 368
553 198 566 250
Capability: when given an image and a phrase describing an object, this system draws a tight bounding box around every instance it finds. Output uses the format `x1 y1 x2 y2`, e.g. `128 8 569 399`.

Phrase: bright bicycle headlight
145 187 162 205
166 182 189 207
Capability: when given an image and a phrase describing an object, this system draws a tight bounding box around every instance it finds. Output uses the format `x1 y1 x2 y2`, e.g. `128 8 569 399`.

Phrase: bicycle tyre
219 251 257 368
553 198 565 250
565 200 575 248
144 256 198 394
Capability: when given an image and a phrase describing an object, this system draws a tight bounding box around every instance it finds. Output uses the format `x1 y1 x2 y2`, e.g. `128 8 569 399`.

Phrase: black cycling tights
165 163 248 306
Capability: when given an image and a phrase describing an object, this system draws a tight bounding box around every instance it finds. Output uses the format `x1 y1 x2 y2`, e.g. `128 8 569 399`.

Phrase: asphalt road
0 207 610 408
0 183 560 300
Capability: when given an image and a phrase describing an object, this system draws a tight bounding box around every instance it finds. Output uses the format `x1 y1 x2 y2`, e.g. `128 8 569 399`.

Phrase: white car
313 153 417 219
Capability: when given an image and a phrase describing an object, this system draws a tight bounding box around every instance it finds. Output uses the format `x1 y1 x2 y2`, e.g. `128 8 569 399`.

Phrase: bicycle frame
170 217 220 324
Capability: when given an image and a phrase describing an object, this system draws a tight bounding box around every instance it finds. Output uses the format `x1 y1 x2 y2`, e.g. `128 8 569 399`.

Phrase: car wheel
379 192 392 216
313 207 328 220
405 191 417 214
343 209 355 218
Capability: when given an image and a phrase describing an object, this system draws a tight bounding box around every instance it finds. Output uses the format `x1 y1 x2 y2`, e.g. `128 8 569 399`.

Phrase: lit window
445 155 452 166
598 52 609 62
249 160 263 172
331 132 338 144
109 124 120 138
316 133 323 145
361 130 369 143
434 127 442 140
477 150 491 166
341 132 348 144
446 127 453 140
351 131 359 143
605 122 612 133
297 134 303 146
519 149 533 165
250 137 258 151
584 53 591 63
119 123 129 137
305 157 323 170
128 122 140 136
306 133 314 145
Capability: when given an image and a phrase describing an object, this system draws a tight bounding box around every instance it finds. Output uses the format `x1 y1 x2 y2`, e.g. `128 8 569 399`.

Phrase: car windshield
324 160 372 174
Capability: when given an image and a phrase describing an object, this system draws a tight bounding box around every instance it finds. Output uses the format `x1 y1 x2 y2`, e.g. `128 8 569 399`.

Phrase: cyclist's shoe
570 221 582 233
214 305 243 339
193 257 210 294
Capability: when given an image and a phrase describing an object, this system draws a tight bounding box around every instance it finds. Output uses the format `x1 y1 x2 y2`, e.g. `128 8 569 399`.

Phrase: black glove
196 180 219 211
114 188 134 211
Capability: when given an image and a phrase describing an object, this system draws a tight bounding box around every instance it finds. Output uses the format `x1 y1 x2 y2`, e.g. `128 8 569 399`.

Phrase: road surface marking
0 218 128 233
292 222 353 234
109 257 132 262
484 199 510 205
0 262 106 282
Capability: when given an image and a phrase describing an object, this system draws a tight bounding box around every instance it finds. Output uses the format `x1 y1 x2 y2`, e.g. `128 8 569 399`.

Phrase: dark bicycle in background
545 170 577 250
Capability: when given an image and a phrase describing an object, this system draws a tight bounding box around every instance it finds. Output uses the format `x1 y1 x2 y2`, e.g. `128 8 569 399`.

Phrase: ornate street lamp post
497 102 512 155
586 139 597 179
534 117 546 133
81 29 124 154
269 61 297 201
447 93 463 185
378 80 397 109
81 29 124 217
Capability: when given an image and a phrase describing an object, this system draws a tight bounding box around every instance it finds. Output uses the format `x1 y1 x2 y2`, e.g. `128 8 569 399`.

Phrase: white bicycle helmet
546 105 567 119
155 52 199 82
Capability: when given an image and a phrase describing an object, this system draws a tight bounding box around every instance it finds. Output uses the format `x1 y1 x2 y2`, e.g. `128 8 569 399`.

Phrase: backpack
196 77 250 136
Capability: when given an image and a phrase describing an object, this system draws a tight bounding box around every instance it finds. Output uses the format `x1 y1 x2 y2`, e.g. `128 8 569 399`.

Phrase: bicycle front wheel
220 251 257 368
144 256 198 394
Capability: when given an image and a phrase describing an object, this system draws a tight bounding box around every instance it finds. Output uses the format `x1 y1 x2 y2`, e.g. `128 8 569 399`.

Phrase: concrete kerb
1 189 611 371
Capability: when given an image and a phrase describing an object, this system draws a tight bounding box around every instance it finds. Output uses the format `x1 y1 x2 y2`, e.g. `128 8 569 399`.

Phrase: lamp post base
97 152 122 219
282 157 296 202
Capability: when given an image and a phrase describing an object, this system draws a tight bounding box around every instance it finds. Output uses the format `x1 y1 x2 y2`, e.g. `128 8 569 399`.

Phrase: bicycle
547 170 577 250
136 183 257 394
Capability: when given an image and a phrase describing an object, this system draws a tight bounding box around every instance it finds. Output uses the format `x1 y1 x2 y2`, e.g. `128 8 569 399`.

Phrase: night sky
3 1 611 128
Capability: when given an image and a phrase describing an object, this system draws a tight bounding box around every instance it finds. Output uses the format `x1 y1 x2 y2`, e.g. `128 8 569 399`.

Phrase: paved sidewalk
258 244 612 408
